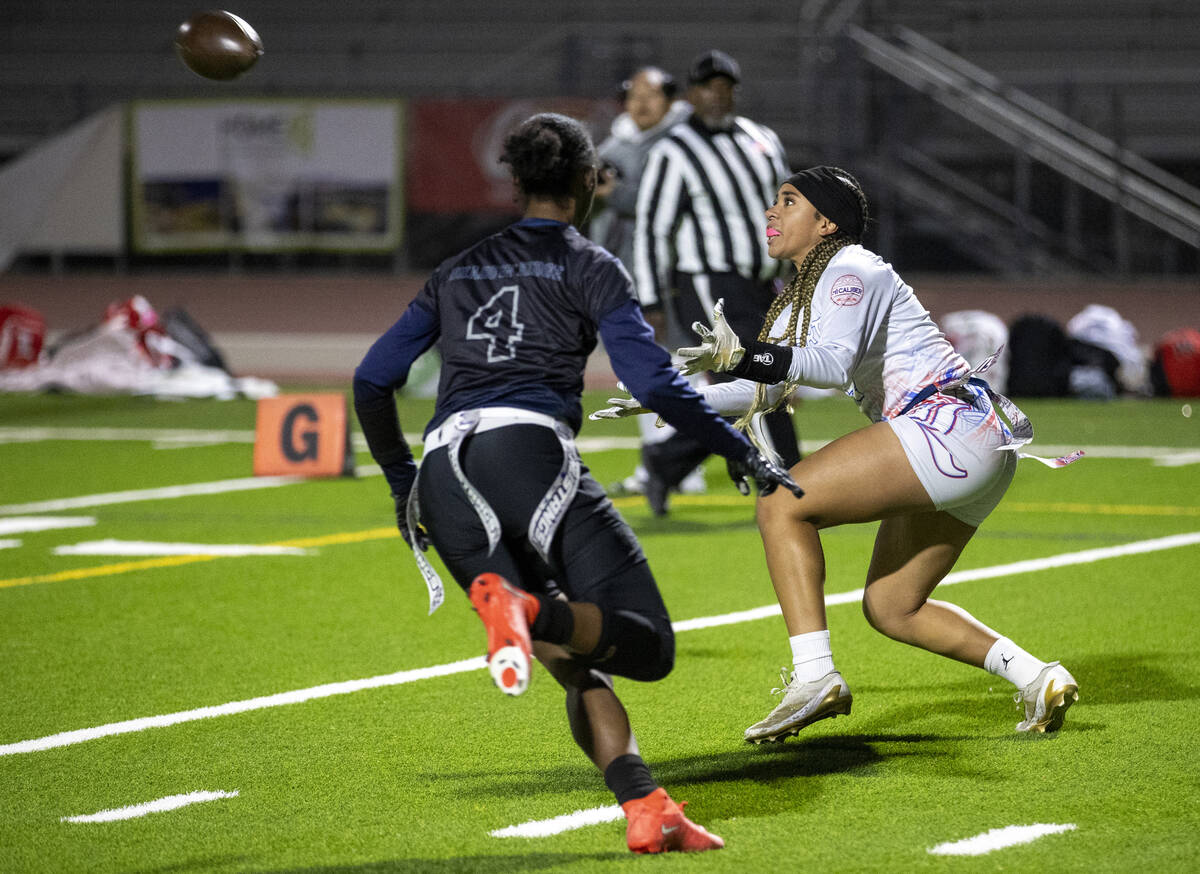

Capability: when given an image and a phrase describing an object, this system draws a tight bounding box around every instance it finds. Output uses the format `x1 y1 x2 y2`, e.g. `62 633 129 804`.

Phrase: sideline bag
1150 327 1200 398
0 303 46 369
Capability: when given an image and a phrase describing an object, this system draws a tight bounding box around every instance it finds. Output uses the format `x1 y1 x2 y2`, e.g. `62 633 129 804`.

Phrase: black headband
785 166 866 241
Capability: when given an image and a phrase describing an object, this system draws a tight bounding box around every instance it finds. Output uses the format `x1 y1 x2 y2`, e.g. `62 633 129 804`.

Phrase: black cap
688 49 740 85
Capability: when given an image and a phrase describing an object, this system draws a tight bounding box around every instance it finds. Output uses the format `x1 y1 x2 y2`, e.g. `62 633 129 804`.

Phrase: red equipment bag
0 303 46 369
1152 327 1200 397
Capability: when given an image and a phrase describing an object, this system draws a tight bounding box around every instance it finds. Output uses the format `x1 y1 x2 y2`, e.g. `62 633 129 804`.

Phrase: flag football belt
898 348 1083 470
407 407 582 614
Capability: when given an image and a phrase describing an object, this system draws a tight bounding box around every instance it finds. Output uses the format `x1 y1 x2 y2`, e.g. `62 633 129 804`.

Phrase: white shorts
887 389 1016 528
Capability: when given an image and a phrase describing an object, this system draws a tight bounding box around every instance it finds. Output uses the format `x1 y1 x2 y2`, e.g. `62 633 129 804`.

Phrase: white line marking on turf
4 530 1199 759
2 425 1194 464
1 657 485 757
0 516 96 535
928 823 1077 856
0 539 19 550
0 476 303 516
60 790 239 823
53 540 314 557
491 805 624 838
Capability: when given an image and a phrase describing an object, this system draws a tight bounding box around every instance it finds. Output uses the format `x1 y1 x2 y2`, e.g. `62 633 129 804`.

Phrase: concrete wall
4 273 1197 386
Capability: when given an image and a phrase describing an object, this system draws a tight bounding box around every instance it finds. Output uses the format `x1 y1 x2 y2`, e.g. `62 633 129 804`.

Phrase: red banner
407 98 617 214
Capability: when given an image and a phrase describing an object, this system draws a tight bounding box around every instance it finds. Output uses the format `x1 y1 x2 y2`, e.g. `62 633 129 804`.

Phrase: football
174 10 264 81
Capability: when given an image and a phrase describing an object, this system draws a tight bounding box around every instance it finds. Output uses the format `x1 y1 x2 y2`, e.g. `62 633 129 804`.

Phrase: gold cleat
1015 661 1079 733
745 669 852 744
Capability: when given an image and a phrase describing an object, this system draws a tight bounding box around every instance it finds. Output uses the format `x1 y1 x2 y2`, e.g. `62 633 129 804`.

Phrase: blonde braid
733 235 851 437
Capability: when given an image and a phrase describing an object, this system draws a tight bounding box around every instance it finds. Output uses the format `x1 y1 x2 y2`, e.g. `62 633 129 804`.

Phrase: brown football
174 10 264 81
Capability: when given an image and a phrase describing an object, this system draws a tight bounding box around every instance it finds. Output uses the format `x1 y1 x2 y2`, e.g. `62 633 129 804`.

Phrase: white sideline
928 823 1077 856
3 531 1199 760
61 790 239 823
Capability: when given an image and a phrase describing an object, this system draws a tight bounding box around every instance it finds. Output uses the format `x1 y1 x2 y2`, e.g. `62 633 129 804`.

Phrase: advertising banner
131 99 403 252
407 97 616 214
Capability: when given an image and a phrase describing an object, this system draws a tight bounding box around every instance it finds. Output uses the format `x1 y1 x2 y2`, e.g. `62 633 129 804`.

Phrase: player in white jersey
593 166 1082 742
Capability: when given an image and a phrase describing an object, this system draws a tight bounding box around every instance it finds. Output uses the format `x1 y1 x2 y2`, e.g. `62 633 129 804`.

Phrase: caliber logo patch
831 274 864 306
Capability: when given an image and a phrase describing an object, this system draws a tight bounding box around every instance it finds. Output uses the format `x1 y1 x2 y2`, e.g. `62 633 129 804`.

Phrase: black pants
417 423 674 681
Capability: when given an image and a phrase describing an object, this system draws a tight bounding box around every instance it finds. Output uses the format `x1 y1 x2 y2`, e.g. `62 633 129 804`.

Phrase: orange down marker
252 394 355 478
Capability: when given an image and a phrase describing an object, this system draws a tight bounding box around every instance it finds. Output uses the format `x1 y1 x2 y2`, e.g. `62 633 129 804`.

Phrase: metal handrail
846 23 1200 248
892 24 1200 208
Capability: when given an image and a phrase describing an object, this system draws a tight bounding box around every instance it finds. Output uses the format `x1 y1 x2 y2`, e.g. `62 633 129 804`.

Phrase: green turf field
2 390 1198 872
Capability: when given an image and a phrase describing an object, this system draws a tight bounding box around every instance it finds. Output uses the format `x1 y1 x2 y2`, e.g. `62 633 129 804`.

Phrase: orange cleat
620 787 725 853
468 573 539 696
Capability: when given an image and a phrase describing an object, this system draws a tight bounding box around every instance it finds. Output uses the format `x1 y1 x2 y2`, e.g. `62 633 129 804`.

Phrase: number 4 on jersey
467 284 525 362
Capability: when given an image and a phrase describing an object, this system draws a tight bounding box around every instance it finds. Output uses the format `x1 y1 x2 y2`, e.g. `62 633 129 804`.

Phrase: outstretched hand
676 298 745 376
729 445 804 499
589 382 653 422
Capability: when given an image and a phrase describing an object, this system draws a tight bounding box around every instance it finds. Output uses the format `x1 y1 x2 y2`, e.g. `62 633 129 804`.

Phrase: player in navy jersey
353 112 801 854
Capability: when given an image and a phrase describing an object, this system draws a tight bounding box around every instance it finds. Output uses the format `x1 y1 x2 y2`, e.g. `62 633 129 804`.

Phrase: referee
631 49 799 512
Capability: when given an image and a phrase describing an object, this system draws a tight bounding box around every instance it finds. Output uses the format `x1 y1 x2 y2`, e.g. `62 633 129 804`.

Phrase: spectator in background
589 65 702 499
632 49 799 515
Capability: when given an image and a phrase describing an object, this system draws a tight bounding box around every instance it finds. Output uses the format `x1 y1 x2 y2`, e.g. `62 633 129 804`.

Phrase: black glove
726 456 752 496
730 445 805 499
392 488 429 551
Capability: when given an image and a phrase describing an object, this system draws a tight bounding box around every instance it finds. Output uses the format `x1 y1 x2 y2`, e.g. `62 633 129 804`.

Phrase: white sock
789 630 835 682
984 637 1047 690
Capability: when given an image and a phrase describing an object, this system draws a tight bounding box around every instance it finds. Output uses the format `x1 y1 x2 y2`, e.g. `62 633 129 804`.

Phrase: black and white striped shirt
632 113 790 309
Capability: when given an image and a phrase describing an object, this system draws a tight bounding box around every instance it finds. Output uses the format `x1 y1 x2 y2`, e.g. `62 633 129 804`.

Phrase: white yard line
0 423 1196 464
491 805 624 838
0 476 304 516
60 790 239 823
1 658 485 757
0 516 96 535
4 531 1198 760
928 823 1077 856
53 540 314 557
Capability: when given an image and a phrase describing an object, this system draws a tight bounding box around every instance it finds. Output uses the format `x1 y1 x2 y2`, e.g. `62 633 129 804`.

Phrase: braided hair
499 112 596 202
732 167 869 437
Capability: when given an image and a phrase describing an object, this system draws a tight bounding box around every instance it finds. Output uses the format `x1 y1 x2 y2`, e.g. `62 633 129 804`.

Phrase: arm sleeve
598 299 751 460
784 264 889 389
697 378 791 417
352 301 438 494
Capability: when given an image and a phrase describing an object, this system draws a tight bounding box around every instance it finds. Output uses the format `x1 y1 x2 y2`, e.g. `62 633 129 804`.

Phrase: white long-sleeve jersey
701 245 971 423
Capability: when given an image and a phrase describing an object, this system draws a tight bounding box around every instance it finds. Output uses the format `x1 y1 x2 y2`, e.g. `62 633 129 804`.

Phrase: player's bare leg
755 422 933 636
861 511 996 666
863 513 1078 732
745 423 933 742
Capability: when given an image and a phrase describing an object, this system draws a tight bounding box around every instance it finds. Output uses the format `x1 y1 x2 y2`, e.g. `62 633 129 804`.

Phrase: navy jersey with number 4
422 218 628 432
354 217 749 460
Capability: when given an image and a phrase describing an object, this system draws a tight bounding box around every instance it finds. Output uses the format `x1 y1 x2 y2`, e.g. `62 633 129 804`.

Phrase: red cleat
620 787 725 853
468 573 539 696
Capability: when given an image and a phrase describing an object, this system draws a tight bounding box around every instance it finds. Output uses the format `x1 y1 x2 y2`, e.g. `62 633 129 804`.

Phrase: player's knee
590 608 674 681
756 492 819 530
862 589 919 641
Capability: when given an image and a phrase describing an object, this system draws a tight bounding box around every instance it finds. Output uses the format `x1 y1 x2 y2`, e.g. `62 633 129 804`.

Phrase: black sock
604 754 658 805
529 595 574 645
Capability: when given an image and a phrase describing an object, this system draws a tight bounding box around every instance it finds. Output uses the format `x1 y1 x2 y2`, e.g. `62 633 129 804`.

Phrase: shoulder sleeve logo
830 274 864 306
